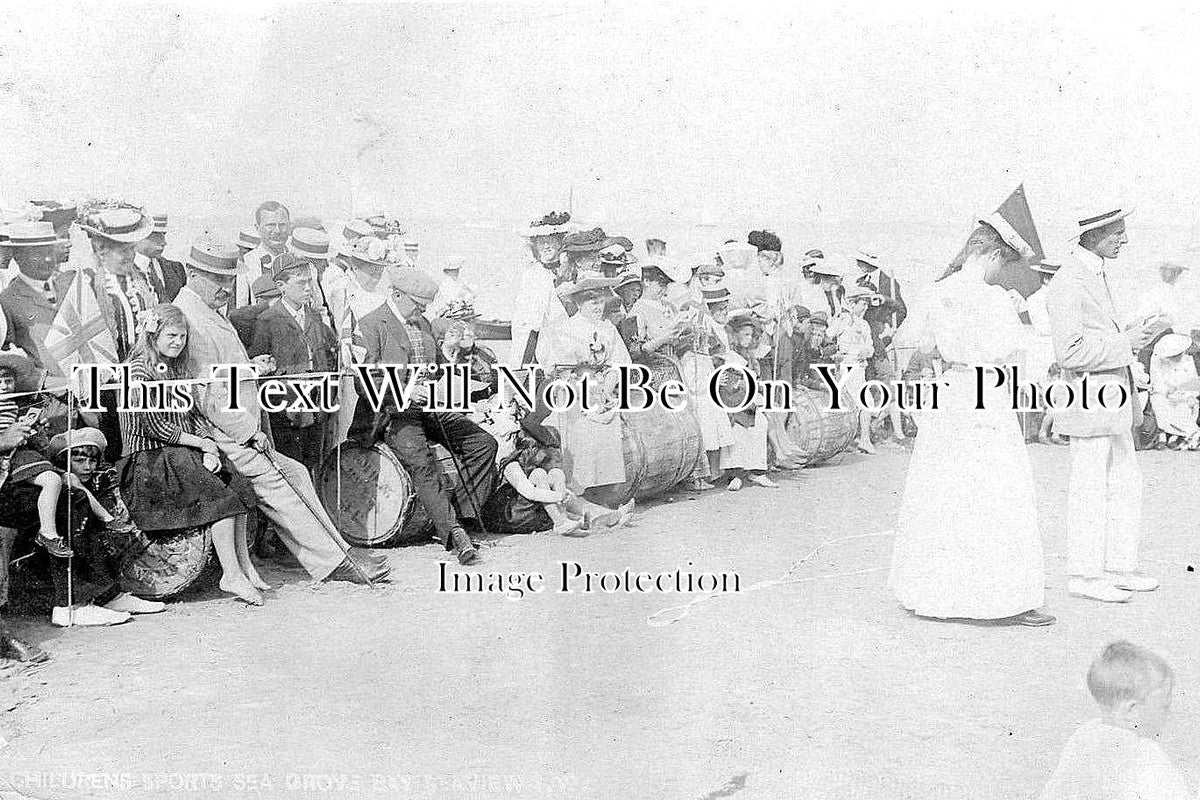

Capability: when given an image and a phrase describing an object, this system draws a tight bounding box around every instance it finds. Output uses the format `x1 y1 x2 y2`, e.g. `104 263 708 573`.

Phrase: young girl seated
0 364 74 559
479 402 633 537
1149 333 1200 450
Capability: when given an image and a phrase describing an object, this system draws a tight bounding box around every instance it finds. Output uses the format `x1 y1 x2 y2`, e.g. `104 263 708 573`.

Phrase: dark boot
450 528 480 565
1 632 49 664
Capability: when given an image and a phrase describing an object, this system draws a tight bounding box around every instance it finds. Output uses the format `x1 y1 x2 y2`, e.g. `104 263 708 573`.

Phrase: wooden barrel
314 441 465 548
100 525 214 600
583 404 703 507
784 386 857 465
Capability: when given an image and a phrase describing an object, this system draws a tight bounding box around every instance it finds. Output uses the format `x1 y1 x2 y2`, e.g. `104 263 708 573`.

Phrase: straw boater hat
442 254 466 273
1072 203 1135 241
1153 333 1192 360
520 211 575 239
47 427 108 461
5 221 61 248
702 284 732 304
77 202 153 243
844 284 878 302
1031 257 1063 275
288 227 331 262
185 236 243 276
148 212 169 235
237 227 261 252
809 257 844 277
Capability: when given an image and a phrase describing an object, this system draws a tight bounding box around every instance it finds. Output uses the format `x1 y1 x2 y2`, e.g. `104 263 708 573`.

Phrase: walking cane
255 442 377 588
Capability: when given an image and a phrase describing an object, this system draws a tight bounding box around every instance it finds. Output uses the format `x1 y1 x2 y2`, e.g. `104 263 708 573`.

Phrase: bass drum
784 385 857 465
315 442 432 548
100 516 260 600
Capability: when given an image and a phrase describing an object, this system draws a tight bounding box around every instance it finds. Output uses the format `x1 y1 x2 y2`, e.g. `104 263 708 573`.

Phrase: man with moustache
173 235 388 585
134 212 187 302
235 200 292 308
1046 204 1164 604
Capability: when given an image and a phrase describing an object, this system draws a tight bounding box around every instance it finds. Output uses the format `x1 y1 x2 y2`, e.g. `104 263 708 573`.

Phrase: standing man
249 253 337 473
134 212 187 302
235 200 291 308
1046 204 1162 603
855 249 907 443
173 235 387 584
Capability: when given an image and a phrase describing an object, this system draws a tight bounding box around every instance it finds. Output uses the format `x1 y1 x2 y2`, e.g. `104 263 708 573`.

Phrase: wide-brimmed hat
343 235 411 270
5 221 61 248
702 285 732 304
342 218 375 241
364 214 407 237
855 249 884 269
237 227 261 251
288 227 330 261
600 245 638 268
441 299 480 321
560 273 618 299
30 200 77 229
1072 203 1135 239
695 261 725 278
562 227 609 253
47 427 108 460
641 259 689 285
77 203 153 243
521 211 575 239
1154 333 1192 359
185 236 243 276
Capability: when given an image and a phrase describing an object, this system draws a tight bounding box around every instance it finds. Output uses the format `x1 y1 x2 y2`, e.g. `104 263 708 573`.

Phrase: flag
44 270 119 394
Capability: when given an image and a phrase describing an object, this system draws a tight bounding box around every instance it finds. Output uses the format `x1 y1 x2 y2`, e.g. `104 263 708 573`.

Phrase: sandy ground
1 443 1199 800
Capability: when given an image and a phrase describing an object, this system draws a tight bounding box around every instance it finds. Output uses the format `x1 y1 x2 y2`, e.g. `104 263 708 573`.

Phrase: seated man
172 235 387 584
356 264 498 565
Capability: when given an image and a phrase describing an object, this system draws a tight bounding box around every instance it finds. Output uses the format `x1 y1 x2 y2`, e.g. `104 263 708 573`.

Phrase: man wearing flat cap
249 253 337 472
134 212 187 302
174 235 388 584
356 265 499 566
1046 203 1163 604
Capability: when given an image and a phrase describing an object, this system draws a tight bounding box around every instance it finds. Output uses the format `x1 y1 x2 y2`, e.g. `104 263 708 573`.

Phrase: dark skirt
117 446 256 533
479 482 552 535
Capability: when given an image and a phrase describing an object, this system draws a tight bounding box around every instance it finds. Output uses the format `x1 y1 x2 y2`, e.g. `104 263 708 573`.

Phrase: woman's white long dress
888 270 1046 620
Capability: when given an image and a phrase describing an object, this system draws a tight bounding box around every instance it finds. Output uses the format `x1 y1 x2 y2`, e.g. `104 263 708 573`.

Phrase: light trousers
1067 429 1142 578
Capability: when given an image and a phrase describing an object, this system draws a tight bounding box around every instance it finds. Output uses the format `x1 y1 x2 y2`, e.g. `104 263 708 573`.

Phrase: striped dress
115 354 255 532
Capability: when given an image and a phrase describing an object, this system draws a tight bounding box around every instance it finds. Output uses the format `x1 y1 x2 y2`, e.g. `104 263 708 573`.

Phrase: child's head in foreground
1087 641 1175 738
0 365 17 394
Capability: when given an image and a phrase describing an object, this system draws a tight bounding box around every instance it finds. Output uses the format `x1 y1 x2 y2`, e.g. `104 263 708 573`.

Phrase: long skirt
888 369 1045 619
117 446 257 533
679 351 734 453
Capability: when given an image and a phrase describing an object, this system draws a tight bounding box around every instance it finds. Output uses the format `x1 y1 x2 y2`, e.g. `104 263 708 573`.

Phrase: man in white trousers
1045 204 1163 602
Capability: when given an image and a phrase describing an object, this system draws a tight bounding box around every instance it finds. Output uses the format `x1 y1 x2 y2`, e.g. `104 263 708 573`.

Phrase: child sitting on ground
1039 640 1191 800
479 401 633 536
0 365 74 558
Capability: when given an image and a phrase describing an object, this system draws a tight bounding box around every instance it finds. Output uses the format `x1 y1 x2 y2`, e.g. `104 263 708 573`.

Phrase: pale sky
3 0 1200 254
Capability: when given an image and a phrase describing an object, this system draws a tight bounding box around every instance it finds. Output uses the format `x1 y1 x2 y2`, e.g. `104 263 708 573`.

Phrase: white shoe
1068 579 1133 603
51 605 133 627
1104 572 1159 592
727 477 743 492
750 474 779 489
104 593 166 614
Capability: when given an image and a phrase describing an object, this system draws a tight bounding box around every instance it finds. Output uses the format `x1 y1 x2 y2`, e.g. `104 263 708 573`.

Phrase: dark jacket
0 271 75 370
248 301 337 427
